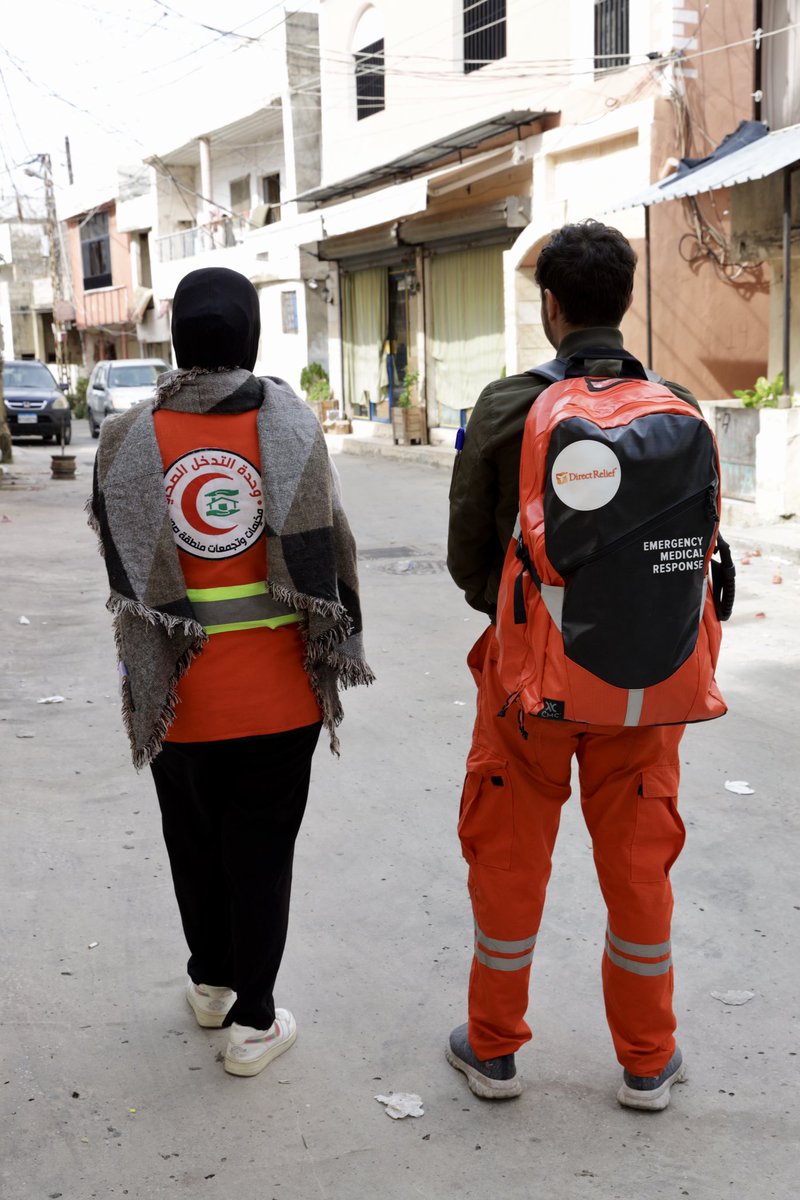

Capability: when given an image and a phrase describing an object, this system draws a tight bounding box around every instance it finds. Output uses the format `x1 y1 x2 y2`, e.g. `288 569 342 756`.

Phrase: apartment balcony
80 285 130 328
155 215 252 264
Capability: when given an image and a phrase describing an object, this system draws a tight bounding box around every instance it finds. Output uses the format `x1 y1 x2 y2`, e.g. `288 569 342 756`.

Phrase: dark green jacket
447 327 699 616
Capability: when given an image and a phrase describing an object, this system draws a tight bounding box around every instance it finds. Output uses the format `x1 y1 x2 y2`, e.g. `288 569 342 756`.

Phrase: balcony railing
155 215 252 263
80 285 131 328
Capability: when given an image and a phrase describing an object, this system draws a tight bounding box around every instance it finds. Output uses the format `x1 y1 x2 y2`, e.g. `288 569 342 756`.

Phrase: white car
87 358 169 437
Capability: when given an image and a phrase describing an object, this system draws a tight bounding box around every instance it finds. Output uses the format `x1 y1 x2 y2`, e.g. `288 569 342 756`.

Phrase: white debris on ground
374 1092 425 1119
18 616 30 624
37 695 65 704
711 990 755 1006
724 780 755 795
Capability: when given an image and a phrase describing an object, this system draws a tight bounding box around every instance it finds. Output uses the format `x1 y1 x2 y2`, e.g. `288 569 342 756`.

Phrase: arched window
352 7 385 120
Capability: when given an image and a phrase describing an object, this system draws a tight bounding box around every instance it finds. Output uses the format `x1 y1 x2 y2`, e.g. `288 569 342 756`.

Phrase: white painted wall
317 0 677 185
204 138 286 222
255 281 311 394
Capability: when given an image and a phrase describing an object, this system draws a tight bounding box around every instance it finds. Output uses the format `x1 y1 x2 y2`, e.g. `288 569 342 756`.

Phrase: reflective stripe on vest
186 582 301 635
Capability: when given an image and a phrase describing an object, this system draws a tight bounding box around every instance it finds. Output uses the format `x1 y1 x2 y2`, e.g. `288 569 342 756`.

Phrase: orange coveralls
460 625 686 1076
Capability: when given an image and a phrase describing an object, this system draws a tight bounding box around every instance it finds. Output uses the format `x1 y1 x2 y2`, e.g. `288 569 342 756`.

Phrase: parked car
86 358 169 437
2 359 72 444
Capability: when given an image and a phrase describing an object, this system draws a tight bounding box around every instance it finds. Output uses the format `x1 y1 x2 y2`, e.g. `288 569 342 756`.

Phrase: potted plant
300 363 333 424
51 383 76 479
391 369 427 445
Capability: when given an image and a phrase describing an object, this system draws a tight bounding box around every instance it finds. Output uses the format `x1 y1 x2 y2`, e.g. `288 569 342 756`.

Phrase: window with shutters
594 0 629 70
463 0 506 74
80 211 112 291
261 174 281 224
355 38 385 119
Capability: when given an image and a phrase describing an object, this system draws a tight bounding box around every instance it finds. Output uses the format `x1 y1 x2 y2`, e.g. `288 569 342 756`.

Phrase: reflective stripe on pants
458 626 685 1076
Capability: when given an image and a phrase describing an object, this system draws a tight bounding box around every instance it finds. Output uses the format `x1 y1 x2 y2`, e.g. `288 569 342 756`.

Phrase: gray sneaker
445 1024 522 1100
617 1047 686 1111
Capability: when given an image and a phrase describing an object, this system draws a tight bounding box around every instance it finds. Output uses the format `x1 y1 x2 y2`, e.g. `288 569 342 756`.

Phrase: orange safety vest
154 408 321 741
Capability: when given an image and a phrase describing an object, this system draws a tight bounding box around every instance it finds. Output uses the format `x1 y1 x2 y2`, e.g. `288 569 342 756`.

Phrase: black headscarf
171 267 261 372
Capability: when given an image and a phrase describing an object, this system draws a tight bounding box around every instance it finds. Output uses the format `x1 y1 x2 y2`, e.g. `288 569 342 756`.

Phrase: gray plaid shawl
88 367 374 767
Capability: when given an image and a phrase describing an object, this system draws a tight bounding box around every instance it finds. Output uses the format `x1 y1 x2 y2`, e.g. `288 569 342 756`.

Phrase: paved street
1 425 799 1200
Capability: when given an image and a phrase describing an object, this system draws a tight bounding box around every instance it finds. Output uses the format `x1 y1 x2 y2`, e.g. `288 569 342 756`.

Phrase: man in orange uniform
446 222 697 1109
91 268 373 1077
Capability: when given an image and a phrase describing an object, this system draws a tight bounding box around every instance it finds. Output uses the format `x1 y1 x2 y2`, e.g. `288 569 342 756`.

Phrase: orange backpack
494 349 735 730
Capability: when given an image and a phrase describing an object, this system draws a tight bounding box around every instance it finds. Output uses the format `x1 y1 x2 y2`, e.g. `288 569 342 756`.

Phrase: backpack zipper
557 485 717 575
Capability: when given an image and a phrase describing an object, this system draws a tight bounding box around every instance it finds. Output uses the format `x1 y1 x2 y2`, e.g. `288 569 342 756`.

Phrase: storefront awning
319 178 430 239
296 110 551 205
612 120 800 209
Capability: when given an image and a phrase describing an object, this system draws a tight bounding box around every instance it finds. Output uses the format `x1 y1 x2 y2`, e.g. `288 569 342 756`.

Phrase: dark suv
3 360 72 444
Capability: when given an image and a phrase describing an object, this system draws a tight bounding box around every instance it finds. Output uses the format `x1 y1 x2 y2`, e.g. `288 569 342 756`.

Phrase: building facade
295 0 771 442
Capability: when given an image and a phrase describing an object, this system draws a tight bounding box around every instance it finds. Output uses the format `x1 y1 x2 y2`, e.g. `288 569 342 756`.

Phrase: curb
328 433 455 471
330 436 800 565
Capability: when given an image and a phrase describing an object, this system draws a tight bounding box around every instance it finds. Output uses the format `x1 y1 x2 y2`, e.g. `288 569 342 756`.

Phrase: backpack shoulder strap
524 358 567 385
526 355 664 387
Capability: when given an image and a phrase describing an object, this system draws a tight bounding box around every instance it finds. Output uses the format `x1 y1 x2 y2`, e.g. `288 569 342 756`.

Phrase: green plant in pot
300 363 333 406
395 369 418 408
733 373 786 408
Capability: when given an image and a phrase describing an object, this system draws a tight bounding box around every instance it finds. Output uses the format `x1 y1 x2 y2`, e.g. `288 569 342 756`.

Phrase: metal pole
783 165 791 400
42 155 69 390
753 1 763 122
645 204 653 370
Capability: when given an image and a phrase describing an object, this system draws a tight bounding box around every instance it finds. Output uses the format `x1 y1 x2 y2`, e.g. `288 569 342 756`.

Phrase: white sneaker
224 1009 297 1077
186 980 236 1028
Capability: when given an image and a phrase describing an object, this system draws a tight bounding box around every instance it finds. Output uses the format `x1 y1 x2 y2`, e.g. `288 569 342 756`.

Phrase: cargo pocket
458 752 513 870
630 765 685 883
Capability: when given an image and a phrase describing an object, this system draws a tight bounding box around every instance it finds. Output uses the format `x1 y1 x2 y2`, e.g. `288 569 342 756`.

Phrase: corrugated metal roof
296 110 550 205
611 122 800 210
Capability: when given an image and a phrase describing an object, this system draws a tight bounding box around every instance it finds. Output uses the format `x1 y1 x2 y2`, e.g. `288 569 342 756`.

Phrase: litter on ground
37 696 65 704
711 990 755 1006
724 780 754 795
18 616 30 625
375 1092 425 1119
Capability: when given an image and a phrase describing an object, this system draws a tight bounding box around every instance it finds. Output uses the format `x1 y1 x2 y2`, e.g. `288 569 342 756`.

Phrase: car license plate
18 413 38 424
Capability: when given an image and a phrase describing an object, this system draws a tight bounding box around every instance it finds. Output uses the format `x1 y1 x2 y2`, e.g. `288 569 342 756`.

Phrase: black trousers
150 722 322 1030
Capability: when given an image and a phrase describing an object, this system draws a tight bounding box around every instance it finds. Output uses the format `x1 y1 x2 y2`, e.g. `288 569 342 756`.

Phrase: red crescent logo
180 472 236 536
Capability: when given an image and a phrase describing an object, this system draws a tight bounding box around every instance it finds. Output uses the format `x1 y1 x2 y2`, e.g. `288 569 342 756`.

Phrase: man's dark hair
534 220 637 327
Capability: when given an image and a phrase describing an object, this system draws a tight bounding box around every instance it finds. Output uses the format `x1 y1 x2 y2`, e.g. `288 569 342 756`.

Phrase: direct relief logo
551 440 622 511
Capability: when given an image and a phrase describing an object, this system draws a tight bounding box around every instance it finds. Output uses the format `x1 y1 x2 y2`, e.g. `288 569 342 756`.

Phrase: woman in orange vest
90 267 373 1077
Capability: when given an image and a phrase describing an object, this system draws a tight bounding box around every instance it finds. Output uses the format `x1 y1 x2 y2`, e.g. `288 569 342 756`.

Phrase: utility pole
36 154 70 390
0 317 12 464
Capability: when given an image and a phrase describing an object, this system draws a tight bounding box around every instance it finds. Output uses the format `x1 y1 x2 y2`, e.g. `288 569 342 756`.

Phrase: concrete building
142 8 326 393
62 193 139 370
295 0 771 448
59 167 171 372
0 217 80 369
609 4 800 521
